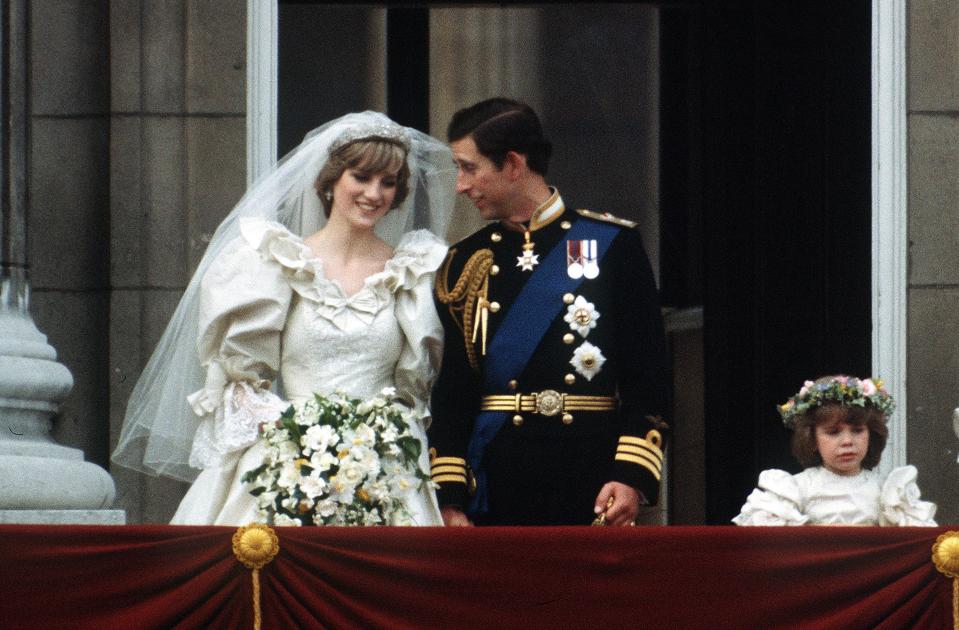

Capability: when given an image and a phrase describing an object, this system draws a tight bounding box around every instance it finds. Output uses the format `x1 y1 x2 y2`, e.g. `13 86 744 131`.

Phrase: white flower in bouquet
352 423 376 448
311 450 338 473
380 424 399 443
277 461 301 489
304 424 339 453
337 457 368 489
274 513 302 527
315 498 337 519
300 474 327 499
328 476 356 505
356 400 374 416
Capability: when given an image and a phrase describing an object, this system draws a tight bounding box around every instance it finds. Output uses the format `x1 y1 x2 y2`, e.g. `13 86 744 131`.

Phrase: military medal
566 240 584 279
583 239 599 279
517 229 539 271
567 239 598 279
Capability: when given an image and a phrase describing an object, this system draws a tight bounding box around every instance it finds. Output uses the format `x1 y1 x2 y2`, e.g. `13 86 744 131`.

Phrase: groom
429 98 671 526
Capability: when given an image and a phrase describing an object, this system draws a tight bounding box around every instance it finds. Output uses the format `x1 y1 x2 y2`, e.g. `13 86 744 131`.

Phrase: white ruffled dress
732 465 937 526
171 218 447 526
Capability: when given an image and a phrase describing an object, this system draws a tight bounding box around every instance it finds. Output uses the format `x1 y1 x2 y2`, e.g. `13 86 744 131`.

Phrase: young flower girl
733 375 937 526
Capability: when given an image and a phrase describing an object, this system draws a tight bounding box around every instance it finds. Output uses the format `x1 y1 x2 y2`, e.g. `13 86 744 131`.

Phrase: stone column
0 0 120 523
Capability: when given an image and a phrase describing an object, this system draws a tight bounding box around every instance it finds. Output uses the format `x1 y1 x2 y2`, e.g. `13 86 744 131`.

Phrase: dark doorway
683 1 873 523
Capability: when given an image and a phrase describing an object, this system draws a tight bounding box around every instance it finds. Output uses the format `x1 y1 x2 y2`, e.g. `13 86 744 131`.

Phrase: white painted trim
871 0 907 472
246 0 278 187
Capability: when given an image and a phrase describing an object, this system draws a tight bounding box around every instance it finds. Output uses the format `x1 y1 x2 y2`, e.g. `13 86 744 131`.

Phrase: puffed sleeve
879 465 938 526
732 469 809 526
185 219 298 469
388 229 448 429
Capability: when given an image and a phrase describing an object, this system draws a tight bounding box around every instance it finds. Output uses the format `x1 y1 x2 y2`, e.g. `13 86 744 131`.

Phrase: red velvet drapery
1 525 952 629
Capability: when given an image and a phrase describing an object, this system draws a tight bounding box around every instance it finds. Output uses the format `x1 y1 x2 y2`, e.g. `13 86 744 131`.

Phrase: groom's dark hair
447 97 552 176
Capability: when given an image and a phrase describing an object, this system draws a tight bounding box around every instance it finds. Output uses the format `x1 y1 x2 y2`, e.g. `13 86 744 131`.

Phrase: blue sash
467 218 620 515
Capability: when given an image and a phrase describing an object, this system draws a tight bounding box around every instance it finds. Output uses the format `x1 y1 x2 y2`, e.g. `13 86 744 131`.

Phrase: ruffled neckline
238 218 447 327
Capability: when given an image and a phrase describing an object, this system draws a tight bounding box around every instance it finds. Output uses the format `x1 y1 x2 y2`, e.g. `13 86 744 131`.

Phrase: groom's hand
441 506 474 527
593 482 641 526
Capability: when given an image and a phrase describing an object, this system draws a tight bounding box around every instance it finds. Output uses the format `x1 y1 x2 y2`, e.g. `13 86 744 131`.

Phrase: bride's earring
324 190 333 203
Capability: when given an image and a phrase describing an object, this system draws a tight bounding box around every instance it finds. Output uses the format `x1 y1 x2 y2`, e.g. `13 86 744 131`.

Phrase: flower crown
777 375 895 429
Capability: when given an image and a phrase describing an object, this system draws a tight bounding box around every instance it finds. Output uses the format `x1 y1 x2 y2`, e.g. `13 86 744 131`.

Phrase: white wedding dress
171 217 446 526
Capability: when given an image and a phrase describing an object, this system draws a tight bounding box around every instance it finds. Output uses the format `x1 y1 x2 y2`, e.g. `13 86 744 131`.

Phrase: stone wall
29 0 111 480
106 0 247 523
907 0 959 524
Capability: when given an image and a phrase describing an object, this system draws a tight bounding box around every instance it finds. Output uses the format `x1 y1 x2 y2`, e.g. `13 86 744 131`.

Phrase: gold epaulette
435 247 494 371
576 208 638 229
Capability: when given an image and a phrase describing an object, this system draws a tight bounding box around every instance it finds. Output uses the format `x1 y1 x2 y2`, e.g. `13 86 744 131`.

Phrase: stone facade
907 0 959 524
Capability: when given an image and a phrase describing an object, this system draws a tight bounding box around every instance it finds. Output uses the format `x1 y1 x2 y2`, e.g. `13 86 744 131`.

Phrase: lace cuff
187 381 289 470
879 465 938 527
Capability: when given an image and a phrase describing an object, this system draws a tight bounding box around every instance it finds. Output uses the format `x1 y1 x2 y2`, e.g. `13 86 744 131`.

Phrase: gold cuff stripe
432 474 468 485
616 443 663 465
616 446 662 473
430 457 467 466
615 453 662 481
430 465 466 476
618 436 664 459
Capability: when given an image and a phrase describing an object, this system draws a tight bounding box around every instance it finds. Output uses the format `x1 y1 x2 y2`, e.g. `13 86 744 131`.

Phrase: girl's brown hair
790 403 888 469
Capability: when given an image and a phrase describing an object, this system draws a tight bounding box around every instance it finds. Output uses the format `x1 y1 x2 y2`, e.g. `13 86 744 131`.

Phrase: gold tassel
932 531 959 630
233 523 280 630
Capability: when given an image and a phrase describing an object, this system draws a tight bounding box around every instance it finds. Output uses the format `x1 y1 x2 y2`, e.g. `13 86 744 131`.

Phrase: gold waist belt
480 390 618 417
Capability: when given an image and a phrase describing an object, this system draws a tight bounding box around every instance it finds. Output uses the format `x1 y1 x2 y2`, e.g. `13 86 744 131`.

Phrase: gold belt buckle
534 390 564 416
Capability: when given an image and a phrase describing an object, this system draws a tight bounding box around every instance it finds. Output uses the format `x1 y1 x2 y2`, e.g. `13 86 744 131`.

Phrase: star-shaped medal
517 230 539 271
517 248 539 271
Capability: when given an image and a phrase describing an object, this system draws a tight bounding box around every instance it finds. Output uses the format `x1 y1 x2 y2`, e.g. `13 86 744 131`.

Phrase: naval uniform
428 190 670 525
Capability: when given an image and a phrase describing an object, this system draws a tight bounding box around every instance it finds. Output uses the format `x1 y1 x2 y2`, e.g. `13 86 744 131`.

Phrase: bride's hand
441 506 473 527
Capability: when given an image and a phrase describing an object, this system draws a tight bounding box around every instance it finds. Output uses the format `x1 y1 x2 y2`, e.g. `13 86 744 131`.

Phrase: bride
112 112 456 525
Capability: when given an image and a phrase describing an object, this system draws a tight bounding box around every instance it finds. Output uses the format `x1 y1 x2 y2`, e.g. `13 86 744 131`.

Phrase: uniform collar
503 187 565 233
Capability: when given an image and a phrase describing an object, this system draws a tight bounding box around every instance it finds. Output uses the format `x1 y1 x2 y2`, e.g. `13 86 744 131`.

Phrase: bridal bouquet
241 387 431 526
